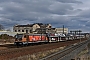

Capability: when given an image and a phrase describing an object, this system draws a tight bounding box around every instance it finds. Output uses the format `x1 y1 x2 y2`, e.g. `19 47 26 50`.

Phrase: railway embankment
0 38 87 60
74 41 90 60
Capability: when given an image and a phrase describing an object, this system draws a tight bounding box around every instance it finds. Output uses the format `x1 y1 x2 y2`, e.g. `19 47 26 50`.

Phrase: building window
15 30 17 32
26 30 28 33
22 30 24 32
49 26 51 28
18 30 20 32
30 30 32 33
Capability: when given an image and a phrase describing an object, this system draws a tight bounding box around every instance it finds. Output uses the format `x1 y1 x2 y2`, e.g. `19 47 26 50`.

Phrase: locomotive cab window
24 35 26 38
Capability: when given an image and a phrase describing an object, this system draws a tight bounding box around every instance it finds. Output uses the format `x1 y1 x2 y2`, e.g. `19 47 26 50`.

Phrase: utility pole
63 25 64 34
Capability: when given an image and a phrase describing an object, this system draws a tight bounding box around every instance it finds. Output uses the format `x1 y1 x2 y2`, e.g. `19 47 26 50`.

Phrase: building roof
34 23 43 26
14 23 51 28
15 24 34 27
15 23 49 28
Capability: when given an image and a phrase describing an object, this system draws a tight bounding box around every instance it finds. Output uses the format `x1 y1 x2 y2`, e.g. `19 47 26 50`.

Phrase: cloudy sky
0 0 90 32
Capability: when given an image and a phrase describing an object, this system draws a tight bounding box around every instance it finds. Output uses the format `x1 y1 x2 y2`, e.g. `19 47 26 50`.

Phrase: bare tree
0 24 4 30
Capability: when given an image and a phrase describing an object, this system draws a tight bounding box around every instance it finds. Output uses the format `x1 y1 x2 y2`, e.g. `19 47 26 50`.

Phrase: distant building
13 23 52 34
55 28 68 34
0 31 19 37
36 28 56 34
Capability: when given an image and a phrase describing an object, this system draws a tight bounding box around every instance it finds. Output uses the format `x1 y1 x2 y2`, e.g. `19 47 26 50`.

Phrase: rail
40 39 90 60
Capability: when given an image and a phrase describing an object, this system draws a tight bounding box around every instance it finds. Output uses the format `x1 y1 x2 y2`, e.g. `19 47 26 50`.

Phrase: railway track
0 38 87 60
40 39 89 60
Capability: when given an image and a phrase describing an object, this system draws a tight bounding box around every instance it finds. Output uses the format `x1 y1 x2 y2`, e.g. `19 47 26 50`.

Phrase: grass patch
11 46 66 60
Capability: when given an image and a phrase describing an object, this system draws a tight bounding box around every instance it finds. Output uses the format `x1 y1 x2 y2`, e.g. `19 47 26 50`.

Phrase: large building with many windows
13 23 68 34
13 23 52 34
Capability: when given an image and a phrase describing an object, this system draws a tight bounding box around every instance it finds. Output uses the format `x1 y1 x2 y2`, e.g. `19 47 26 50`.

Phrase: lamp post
70 31 73 40
78 30 82 42
63 25 64 34
41 28 43 41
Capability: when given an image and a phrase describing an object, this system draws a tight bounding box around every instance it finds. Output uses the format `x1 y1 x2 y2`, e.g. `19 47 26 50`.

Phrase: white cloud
0 0 90 32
